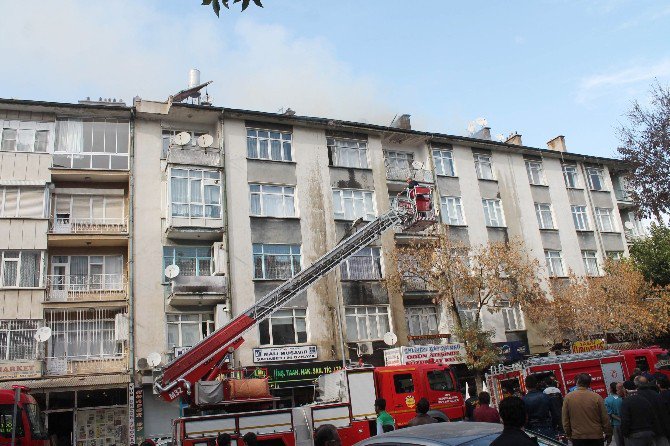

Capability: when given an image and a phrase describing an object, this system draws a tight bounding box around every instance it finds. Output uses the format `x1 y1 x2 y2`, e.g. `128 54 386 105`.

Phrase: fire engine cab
0 386 49 446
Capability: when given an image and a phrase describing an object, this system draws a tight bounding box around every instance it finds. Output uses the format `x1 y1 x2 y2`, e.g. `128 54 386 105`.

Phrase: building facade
0 96 638 442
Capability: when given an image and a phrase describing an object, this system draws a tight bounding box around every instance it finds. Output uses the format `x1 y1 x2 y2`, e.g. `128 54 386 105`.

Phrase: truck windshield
427 369 455 391
25 403 48 439
0 404 24 437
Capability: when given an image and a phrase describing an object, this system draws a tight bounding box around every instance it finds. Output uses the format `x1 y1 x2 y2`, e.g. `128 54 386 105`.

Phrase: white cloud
0 1 393 124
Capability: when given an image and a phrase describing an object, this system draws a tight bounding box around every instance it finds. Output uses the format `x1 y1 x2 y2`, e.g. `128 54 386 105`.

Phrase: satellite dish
411 161 424 170
475 117 488 127
383 332 398 346
624 221 634 230
467 122 476 134
197 134 214 148
173 132 191 146
34 326 52 342
147 352 162 368
164 264 180 279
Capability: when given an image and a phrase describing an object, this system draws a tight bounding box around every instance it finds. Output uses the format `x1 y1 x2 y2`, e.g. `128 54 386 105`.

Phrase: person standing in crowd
490 396 538 446
634 376 670 446
464 386 479 421
374 398 395 434
473 391 500 423
658 376 670 415
407 398 438 426
562 373 612 446
242 432 258 446
216 433 231 446
621 381 656 446
314 424 342 446
605 382 623 446
544 377 564 434
522 375 557 437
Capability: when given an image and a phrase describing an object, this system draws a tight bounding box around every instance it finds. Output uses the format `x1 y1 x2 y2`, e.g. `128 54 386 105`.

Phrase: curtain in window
105 196 124 220
56 120 83 153
19 252 40 287
2 252 19 286
17 129 35 152
18 189 44 218
171 177 189 216
105 256 123 289
3 189 17 217
72 196 91 221
263 187 284 217
70 256 88 289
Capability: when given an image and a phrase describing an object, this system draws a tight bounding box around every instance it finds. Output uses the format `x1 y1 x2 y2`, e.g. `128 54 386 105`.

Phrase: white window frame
482 199 505 227
161 129 206 157
332 188 376 221
440 196 465 226
162 247 212 281
385 151 412 170
544 250 565 277
0 320 40 360
595 207 616 232
0 187 47 219
534 203 555 230
606 251 624 261
53 194 125 224
474 153 494 180
246 128 292 162
259 308 308 346
249 184 296 218
582 251 599 276
340 247 382 280
46 308 125 360
1 120 52 153
587 167 606 191
253 244 302 280
50 254 125 291
328 137 369 169
405 306 439 337
345 305 391 342
571 205 590 231
170 168 222 220
458 308 482 328
562 164 579 188
0 250 44 288
433 149 455 176
166 313 215 350
525 160 546 185
501 304 525 331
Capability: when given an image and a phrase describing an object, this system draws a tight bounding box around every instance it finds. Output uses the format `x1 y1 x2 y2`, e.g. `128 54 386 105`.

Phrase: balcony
167 275 228 307
614 188 635 207
386 166 434 184
44 355 127 376
48 217 129 247
402 276 433 293
45 274 128 302
167 145 222 168
624 228 648 244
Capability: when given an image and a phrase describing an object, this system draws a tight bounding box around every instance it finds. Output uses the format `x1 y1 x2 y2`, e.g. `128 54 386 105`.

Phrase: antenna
173 132 191 146
467 122 476 135
196 134 214 148
147 352 162 368
164 264 180 279
34 326 52 342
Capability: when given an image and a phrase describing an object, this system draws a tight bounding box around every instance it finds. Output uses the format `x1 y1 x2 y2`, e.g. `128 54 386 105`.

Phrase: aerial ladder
155 186 436 403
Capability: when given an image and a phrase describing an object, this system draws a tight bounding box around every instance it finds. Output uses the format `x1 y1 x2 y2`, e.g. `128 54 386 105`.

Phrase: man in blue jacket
523 375 558 438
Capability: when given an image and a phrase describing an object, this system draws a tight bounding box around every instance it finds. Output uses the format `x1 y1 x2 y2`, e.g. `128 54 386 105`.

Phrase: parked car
354 422 566 446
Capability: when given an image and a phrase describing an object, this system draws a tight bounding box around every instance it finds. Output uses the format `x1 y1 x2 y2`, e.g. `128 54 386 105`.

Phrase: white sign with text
253 345 318 363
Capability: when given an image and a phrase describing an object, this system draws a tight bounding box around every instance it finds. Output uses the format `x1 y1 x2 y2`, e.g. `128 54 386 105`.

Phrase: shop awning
0 374 130 390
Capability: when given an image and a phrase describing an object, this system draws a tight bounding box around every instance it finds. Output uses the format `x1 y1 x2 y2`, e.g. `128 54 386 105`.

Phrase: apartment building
1 95 638 442
0 98 132 445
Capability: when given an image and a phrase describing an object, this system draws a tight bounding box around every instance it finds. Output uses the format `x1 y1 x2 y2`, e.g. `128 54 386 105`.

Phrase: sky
1 0 669 159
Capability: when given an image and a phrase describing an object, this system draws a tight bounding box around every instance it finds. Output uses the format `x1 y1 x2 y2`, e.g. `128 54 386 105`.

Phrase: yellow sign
571 339 606 353
405 395 416 408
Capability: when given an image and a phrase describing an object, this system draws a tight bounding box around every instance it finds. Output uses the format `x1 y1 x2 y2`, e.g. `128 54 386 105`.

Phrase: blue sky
1 0 669 158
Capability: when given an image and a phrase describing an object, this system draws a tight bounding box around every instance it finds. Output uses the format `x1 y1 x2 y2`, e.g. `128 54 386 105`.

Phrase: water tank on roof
188 68 201 88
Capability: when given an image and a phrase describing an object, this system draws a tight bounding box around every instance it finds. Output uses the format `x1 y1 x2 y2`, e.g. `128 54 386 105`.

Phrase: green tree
202 0 263 17
630 223 670 287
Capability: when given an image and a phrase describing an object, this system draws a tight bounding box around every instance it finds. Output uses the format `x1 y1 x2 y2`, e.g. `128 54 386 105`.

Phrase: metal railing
386 166 434 183
45 274 127 301
614 188 633 202
51 217 128 234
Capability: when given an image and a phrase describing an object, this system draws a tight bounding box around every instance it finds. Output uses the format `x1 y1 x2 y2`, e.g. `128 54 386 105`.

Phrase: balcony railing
615 188 633 202
386 166 434 183
624 228 648 243
51 217 128 234
45 274 127 301
44 355 127 376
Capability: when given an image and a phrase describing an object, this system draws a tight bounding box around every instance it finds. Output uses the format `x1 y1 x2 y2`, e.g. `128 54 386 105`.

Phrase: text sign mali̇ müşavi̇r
383 344 466 366
253 345 318 363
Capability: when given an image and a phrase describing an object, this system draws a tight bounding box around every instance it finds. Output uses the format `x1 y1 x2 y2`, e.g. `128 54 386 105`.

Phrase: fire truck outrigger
154 185 465 445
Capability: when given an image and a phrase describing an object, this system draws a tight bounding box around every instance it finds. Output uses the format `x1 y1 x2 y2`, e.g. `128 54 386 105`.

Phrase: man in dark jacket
522 375 557 438
490 396 538 446
634 376 670 446
407 398 438 426
658 376 670 416
621 385 656 446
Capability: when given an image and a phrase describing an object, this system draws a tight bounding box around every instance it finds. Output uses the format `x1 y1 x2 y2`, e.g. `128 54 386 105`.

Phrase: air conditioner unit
137 357 150 371
211 242 228 276
356 341 374 356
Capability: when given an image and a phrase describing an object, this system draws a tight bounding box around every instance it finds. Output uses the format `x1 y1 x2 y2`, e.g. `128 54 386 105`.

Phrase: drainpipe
128 112 137 399
219 111 235 365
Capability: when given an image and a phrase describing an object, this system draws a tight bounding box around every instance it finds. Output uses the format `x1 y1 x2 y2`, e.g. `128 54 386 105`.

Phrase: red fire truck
155 186 463 446
0 386 49 446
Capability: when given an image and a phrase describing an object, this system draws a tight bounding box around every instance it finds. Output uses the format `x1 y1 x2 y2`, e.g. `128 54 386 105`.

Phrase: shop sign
0 360 41 380
383 344 466 366
251 360 344 388
253 345 317 363
128 384 136 445
571 339 606 353
495 340 529 364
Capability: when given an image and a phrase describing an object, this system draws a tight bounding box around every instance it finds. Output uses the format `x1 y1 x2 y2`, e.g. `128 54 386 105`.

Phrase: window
562 164 579 188
545 250 564 277
474 153 494 180
534 203 555 229
441 196 465 225
53 119 129 169
46 309 125 359
501 304 524 331
250 184 295 218
345 306 390 341
571 205 590 231
1 120 51 153
53 194 125 228
427 370 455 391
340 247 382 280
393 374 414 393
0 251 43 288
0 404 24 436
525 160 545 185
405 306 438 337
161 129 206 157
385 151 412 170
607 251 624 261
247 128 292 162
587 167 605 191
433 149 455 176
332 189 375 221
50 255 124 291
166 313 214 350
0 187 46 218
482 199 505 227
582 251 599 276
253 244 301 280
595 208 616 232
0 320 39 360
328 138 368 169
163 247 211 281
259 309 307 345
170 168 221 219
458 309 481 327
